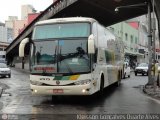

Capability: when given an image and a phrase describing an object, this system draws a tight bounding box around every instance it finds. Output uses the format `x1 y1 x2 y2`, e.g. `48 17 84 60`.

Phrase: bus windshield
32 23 90 40
31 22 91 75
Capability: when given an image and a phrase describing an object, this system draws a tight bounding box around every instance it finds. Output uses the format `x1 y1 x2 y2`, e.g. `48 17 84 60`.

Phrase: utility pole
152 0 156 62
152 0 157 91
147 1 154 85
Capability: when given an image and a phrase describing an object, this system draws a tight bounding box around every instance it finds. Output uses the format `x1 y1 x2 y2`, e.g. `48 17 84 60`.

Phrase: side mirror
19 38 29 57
88 34 95 54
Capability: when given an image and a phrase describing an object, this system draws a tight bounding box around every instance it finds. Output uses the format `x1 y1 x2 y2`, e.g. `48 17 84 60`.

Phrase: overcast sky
0 0 53 23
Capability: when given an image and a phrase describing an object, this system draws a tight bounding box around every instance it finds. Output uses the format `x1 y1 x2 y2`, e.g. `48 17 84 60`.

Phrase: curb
0 87 3 98
10 67 30 74
143 86 160 100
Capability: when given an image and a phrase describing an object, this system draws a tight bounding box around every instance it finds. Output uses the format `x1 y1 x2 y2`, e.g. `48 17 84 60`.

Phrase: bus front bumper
31 84 95 95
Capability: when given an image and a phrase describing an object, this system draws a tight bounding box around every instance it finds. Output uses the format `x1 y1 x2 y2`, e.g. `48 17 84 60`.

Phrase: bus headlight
30 80 43 86
74 79 91 85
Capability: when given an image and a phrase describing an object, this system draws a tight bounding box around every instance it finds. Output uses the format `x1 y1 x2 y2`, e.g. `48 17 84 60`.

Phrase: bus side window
92 22 98 63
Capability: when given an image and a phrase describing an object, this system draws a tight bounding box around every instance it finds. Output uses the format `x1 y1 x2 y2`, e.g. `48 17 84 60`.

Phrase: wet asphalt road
0 68 160 119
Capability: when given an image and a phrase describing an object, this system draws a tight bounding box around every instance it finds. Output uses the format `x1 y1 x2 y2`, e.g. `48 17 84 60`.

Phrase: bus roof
35 17 97 25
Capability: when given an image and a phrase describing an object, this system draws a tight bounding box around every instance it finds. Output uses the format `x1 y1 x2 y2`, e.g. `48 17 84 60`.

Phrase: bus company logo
40 78 50 81
2 114 8 120
56 80 60 85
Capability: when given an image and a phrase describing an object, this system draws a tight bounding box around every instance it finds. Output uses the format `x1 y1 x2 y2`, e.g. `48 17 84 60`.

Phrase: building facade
5 16 18 42
13 20 28 38
107 21 143 69
127 15 160 63
28 13 40 24
21 5 36 20
5 5 37 41
0 22 7 43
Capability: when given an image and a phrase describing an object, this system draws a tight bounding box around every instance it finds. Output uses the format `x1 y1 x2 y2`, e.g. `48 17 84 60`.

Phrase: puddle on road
0 82 10 90
133 85 144 89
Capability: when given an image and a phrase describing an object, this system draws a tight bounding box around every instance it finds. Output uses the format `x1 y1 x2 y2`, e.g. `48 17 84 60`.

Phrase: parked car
123 62 131 79
0 63 11 78
135 63 148 76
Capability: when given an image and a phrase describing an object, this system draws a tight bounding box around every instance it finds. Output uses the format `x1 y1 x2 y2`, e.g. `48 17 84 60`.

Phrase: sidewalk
143 86 160 100
0 87 3 97
10 67 30 74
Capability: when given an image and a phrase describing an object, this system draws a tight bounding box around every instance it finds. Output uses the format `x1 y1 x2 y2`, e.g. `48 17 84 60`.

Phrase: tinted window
31 39 90 74
138 63 148 67
0 63 7 68
33 23 90 40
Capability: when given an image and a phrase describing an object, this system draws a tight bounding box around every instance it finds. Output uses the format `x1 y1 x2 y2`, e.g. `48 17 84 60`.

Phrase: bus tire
52 96 58 102
8 74 11 78
157 74 160 86
121 70 123 79
135 72 137 76
116 71 121 87
123 73 126 79
116 80 121 87
97 75 104 97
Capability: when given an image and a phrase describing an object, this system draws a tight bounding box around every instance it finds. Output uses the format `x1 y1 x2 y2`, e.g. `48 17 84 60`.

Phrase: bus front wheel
97 75 104 96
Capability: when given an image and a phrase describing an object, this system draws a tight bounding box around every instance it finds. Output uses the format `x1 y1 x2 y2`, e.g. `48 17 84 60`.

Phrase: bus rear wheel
116 71 121 87
123 73 126 79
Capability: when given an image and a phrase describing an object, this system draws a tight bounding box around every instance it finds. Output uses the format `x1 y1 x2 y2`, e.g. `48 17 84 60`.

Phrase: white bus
19 17 124 96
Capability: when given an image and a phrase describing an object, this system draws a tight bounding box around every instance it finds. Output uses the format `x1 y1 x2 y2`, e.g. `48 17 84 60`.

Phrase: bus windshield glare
31 22 91 74
33 23 90 39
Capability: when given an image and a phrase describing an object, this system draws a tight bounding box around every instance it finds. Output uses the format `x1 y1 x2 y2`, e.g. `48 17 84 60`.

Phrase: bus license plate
53 89 63 93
